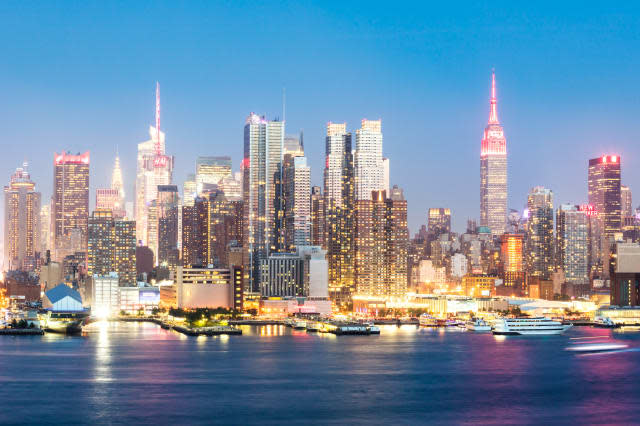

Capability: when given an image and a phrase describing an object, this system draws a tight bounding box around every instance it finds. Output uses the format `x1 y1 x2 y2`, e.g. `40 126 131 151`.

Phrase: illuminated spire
111 151 124 198
488 69 499 125
155 81 161 155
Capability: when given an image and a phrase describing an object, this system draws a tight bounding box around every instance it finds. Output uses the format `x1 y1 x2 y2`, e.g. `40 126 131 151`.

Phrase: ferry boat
419 314 438 327
365 323 381 334
40 311 89 334
492 317 572 335
465 318 492 332
293 320 307 330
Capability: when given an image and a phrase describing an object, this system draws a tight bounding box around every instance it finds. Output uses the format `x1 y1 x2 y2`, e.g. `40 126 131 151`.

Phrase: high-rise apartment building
195 156 232 195
526 187 554 279
88 209 136 285
354 187 408 298
242 113 284 292
156 185 180 268
323 122 355 307
4 164 41 271
354 119 384 200
556 204 589 285
282 155 311 250
500 233 525 295
135 83 174 245
52 151 89 261
310 186 326 248
480 71 508 235
428 208 451 236
182 192 243 269
588 155 621 237
182 197 208 268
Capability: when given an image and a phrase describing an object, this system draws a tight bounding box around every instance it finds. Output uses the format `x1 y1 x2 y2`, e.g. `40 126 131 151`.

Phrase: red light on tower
602 155 607 163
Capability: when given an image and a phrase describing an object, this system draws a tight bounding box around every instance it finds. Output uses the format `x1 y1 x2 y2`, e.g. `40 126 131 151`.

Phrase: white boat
492 317 572 335
593 316 617 328
465 318 492 332
419 314 438 327
293 320 306 330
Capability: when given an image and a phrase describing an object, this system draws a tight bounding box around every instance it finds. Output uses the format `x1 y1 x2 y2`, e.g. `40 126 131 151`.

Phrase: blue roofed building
43 284 84 312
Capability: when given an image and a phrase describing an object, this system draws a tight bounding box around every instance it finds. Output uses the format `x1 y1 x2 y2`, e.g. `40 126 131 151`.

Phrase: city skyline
1 2 639 234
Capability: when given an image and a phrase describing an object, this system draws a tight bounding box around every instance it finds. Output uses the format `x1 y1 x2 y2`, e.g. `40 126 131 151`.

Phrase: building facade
52 151 90 261
526 187 554 279
324 123 355 308
428 208 451 236
556 204 589 285
480 71 507 235
88 209 136 285
4 164 41 271
242 113 284 292
354 119 384 201
135 83 174 246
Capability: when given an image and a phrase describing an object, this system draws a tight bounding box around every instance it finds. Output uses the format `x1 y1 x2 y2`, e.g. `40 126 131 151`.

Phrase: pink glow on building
54 151 90 165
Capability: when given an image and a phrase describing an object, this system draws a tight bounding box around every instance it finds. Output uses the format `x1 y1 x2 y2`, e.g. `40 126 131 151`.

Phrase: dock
171 325 242 336
0 328 45 335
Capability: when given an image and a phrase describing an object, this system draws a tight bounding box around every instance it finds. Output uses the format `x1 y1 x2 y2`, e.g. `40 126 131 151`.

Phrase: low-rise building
119 285 160 315
462 274 497 297
176 266 243 310
92 273 119 317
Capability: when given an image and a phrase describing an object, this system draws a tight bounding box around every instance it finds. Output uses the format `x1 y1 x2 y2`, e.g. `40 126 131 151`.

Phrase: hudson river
1 322 640 424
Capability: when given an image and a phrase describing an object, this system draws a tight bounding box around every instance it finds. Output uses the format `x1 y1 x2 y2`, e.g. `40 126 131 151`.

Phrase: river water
1 321 639 424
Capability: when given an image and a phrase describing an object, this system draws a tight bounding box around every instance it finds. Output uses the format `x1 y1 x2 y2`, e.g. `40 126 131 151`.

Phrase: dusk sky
1 1 639 233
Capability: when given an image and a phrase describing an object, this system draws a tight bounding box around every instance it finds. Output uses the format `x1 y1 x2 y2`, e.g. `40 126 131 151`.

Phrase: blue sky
1 1 639 233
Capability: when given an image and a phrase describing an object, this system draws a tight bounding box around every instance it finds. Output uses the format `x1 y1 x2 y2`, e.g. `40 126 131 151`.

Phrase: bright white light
94 306 109 320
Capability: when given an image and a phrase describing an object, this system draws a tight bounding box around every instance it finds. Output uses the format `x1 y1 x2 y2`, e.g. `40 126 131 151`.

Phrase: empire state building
480 71 507 235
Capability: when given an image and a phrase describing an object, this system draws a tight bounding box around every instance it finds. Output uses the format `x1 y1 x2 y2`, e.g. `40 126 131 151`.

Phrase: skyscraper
428 208 451 236
323 122 355 307
182 174 197 207
282 155 311 251
195 156 232 195
111 152 125 215
182 196 208 268
135 83 174 245
156 185 180 268
52 151 90 261
181 192 242 269
88 209 136 285
354 187 408 297
310 186 326 248
621 185 632 219
588 155 621 237
242 113 284 292
500 233 525 295
96 189 122 217
4 163 41 271
556 204 589 285
526 187 554 279
354 119 384 200
480 71 508 235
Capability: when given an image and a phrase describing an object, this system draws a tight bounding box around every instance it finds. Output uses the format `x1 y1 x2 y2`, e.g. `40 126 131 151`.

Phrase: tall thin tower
135 82 174 247
480 71 507 235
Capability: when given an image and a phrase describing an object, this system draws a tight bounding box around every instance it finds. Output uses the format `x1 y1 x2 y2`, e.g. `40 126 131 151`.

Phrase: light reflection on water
0 322 639 424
